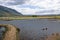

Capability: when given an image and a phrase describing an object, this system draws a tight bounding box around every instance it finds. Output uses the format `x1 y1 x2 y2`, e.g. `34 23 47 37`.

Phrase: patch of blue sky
18 5 44 9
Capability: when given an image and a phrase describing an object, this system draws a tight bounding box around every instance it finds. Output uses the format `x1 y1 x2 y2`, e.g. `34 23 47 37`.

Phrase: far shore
0 16 60 21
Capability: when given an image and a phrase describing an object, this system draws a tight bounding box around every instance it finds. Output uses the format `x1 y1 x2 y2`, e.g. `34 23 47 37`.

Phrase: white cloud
0 0 60 15
5 5 40 15
26 0 60 9
24 0 60 15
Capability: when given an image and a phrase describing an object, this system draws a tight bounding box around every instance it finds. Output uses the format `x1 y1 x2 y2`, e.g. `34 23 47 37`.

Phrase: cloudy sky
0 0 60 15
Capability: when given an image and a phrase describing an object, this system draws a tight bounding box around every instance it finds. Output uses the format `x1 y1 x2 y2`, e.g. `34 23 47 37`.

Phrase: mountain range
0 5 23 17
0 5 60 17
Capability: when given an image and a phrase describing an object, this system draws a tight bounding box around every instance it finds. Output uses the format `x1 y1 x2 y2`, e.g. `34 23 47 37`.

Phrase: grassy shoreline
0 16 60 21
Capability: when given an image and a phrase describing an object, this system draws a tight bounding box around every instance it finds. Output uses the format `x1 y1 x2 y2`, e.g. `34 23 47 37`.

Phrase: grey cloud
0 0 29 5
5 0 29 5
0 1 5 4
36 10 60 13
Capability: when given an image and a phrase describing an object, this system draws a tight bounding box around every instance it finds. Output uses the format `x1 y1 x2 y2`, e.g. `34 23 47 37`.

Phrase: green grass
0 16 60 20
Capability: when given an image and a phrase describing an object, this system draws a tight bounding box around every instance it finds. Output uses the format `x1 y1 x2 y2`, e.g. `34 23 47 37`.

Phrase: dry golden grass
47 33 60 40
0 16 60 20
0 24 20 40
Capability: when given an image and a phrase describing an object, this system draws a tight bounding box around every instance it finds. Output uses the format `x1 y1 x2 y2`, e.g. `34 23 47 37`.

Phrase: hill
0 5 23 17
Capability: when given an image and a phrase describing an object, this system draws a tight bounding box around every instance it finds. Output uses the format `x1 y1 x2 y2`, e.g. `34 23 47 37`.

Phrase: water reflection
0 19 60 40
0 26 6 40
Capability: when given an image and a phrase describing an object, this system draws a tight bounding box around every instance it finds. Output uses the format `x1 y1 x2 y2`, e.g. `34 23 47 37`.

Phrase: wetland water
0 19 60 40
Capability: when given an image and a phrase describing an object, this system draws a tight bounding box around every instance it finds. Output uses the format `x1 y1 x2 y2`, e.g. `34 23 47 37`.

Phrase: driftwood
0 24 20 40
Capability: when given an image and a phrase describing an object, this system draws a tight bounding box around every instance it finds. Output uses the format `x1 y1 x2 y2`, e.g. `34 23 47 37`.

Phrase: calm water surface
0 19 60 40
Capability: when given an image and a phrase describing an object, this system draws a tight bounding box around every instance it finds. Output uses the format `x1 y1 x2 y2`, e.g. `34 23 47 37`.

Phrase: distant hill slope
0 5 23 17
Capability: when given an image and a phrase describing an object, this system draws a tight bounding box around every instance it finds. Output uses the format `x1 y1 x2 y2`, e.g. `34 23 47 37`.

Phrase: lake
0 19 60 40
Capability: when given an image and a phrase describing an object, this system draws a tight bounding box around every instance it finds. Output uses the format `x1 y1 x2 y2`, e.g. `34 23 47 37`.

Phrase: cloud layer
0 0 26 5
0 0 60 15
